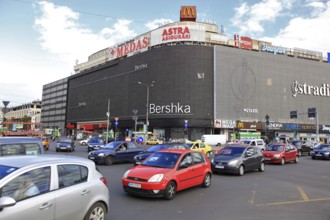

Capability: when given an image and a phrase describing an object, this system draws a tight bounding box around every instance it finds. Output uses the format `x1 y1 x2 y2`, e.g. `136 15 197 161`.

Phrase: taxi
187 141 213 158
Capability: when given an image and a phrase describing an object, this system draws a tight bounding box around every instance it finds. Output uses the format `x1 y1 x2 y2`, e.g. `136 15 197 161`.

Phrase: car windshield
291 141 302 147
315 144 330 150
242 140 251 144
142 152 180 169
58 138 72 143
0 165 18 180
104 142 121 149
219 147 245 156
266 145 284 152
147 145 167 152
89 138 103 144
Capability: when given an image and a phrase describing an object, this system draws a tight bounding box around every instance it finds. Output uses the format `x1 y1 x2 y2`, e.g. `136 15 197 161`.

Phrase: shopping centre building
42 6 330 143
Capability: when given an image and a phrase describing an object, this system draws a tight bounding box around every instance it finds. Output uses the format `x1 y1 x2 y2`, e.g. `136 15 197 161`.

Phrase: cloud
34 1 137 63
231 0 293 35
145 18 174 30
261 1 330 56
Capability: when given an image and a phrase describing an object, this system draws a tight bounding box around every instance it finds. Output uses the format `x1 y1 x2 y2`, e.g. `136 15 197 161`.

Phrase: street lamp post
138 81 155 135
106 99 110 144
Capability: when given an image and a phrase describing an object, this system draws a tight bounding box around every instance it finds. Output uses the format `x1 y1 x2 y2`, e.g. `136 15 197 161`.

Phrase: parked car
291 140 312 156
241 139 266 151
133 143 189 165
146 137 162 145
41 136 50 151
0 137 44 156
187 141 213 157
310 144 330 160
79 138 89 146
122 149 212 200
263 143 299 165
211 145 265 176
56 138 75 152
0 155 109 220
88 141 145 165
87 138 104 152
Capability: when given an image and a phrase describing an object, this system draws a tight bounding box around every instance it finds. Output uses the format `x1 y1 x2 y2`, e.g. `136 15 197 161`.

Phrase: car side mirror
0 196 16 209
245 152 253 157
179 162 189 169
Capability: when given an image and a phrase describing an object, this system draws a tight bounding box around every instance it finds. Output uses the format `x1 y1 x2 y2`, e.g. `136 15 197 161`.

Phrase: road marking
256 186 330 207
248 191 256 205
297 186 309 201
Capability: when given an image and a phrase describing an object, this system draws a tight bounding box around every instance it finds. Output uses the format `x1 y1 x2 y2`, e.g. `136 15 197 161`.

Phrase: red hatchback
263 143 299 165
122 149 212 200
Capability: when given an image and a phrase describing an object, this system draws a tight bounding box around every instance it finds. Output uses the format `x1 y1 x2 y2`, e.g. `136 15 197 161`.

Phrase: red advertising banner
240 36 252 50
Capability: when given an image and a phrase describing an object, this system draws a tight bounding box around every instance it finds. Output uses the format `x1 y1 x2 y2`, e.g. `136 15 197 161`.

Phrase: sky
1 0 330 107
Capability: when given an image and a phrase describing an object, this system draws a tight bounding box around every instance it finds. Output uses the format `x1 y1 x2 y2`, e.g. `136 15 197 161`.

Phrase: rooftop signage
260 43 286 55
107 34 149 61
240 36 252 50
180 6 197 21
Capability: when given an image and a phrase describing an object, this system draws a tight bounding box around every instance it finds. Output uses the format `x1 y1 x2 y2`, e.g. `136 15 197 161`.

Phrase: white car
0 155 109 220
241 139 266 151
80 138 89 146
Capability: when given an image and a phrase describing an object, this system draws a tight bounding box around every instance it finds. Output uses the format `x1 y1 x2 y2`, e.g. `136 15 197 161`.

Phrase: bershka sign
150 25 205 46
149 103 191 114
291 80 330 97
240 36 252 50
260 43 286 54
107 35 149 61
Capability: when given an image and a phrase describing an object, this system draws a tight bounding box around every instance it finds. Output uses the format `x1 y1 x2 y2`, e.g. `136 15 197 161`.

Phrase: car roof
0 155 94 168
226 144 250 148
157 149 195 154
0 137 41 144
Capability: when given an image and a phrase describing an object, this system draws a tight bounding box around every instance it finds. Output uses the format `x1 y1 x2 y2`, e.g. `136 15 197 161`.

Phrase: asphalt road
46 142 330 220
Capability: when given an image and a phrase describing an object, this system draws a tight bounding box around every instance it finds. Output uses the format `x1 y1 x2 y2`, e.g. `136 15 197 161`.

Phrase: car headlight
273 154 281 159
148 174 164 182
98 153 105 157
211 158 214 163
123 170 130 178
324 152 330 155
228 159 239 166
57 144 60 147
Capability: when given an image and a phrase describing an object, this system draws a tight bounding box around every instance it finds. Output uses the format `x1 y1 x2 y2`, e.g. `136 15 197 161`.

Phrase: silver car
0 155 109 220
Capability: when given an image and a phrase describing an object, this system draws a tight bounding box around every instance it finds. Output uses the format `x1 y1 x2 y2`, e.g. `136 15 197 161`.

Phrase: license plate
215 165 224 169
263 158 271 161
316 154 322 156
60 147 66 150
89 157 95 160
128 182 141 188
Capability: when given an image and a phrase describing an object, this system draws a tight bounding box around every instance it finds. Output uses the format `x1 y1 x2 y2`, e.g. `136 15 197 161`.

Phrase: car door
176 153 196 190
0 166 55 220
114 143 130 162
191 152 208 184
126 142 143 161
54 164 91 220
243 147 258 171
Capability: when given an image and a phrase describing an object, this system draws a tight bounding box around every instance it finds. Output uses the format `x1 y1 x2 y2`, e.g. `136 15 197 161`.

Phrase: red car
122 149 212 200
263 143 299 165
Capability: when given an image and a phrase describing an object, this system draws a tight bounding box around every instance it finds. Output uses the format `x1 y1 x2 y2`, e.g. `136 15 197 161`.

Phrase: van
201 134 227 146
241 139 266 151
0 137 44 156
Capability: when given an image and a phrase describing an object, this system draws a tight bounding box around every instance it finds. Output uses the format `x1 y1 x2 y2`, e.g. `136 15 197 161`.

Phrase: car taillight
100 177 108 188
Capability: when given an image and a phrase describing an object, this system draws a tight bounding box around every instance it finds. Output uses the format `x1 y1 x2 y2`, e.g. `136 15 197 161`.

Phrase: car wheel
84 202 106 220
104 156 114 166
82 142 86 146
294 156 299 163
258 162 265 172
56 149 59 152
238 165 245 176
163 181 176 200
311 156 316 160
298 150 302 157
280 157 285 165
202 173 211 188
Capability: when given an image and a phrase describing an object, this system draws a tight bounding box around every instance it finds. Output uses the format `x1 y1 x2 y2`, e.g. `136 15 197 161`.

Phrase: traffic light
290 111 297 119
308 108 316 118
265 115 270 125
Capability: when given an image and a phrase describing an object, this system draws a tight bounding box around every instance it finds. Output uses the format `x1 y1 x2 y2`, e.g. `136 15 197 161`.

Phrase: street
46 142 330 220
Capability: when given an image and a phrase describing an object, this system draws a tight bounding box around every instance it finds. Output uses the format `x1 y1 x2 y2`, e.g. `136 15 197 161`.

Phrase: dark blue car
311 144 330 160
56 138 75 152
133 143 189 166
87 138 104 152
88 141 145 165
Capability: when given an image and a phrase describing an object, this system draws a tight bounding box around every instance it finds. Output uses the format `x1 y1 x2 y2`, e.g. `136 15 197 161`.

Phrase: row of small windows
41 109 66 116
42 116 65 122
43 79 68 90
42 91 67 100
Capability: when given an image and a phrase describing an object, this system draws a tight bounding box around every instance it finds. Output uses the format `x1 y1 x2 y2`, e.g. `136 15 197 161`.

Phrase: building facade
44 7 330 142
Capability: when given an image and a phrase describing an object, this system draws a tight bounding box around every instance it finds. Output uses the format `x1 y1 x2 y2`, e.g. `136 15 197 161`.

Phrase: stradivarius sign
291 80 330 97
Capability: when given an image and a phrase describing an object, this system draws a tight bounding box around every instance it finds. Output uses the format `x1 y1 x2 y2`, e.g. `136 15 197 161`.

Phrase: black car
290 140 313 156
133 143 190 166
87 138 105 152
56 138 75 152
211 144 265 176
88 141 146 165
310 144 330 160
